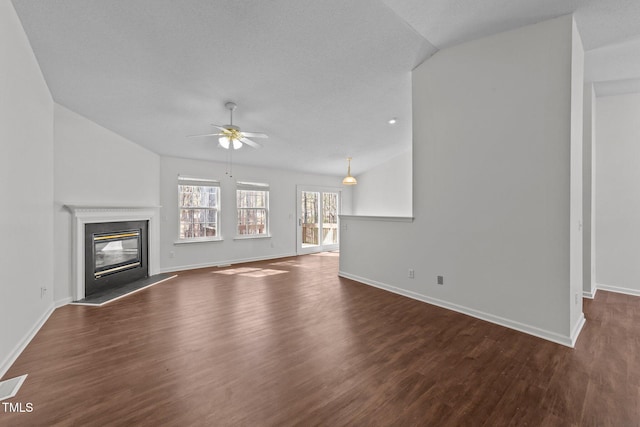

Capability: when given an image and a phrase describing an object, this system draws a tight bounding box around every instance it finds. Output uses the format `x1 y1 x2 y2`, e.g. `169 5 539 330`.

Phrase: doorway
297 186 341 254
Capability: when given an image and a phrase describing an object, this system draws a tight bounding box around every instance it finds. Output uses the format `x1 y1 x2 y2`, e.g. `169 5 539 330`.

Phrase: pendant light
342 157 357 185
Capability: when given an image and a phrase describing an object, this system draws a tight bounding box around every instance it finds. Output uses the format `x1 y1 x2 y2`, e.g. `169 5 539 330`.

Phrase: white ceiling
11 0 640 176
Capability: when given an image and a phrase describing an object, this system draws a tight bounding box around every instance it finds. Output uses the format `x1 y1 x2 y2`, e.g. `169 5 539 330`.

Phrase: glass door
321 192 339 247
301 191 320 251
297 187 340 254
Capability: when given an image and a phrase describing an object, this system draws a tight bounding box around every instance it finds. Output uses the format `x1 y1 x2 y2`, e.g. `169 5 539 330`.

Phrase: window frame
235 182 270 239
176 176 222 243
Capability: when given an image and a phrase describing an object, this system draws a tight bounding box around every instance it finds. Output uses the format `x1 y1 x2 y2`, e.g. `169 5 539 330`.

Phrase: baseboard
338 271 576 348
570 313 586 347
582 289 597 299
159 252 298 274
55 297 73 308
0 303 55 379
596 283 640 297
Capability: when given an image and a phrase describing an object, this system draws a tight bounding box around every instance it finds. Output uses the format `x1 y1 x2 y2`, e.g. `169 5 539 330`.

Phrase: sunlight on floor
269 260 302 267
241 269 288 278
310 251 339 257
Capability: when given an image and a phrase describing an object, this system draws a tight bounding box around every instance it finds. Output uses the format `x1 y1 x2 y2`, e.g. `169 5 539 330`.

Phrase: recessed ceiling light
388 118 397 125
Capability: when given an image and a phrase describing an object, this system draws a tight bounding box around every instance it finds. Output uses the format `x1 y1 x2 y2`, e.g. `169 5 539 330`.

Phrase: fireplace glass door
93 230 141 278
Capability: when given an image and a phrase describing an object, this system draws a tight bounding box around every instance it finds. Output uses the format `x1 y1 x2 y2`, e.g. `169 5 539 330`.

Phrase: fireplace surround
66 206 160 301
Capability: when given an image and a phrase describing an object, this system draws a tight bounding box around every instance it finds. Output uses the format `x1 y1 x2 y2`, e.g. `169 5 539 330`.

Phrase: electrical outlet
408 269 414 279
575 293 579 304
40 287 47 298
437 276 444 285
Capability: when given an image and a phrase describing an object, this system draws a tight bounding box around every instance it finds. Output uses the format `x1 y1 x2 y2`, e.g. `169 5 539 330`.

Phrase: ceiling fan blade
187 133 224 138
240 137 261 149
241 131 268 138
212 125 230 132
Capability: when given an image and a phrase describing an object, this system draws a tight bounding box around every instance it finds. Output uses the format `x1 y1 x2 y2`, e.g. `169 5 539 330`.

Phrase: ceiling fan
189 102 268 149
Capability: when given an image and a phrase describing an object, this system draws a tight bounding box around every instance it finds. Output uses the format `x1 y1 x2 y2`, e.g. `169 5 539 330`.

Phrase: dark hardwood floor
1 253 639 426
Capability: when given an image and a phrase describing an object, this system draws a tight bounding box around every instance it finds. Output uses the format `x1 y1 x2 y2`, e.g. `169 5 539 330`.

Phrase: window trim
177 175 222 242
236 181 270 239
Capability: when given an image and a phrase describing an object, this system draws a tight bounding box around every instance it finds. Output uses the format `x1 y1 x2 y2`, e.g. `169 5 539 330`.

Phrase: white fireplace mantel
65 205 161 301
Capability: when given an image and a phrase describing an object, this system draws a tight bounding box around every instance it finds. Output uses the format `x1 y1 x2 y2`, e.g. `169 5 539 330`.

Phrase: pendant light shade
342 157 357 185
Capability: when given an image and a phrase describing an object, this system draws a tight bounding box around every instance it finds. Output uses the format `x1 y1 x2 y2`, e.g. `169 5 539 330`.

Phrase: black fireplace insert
85 220 148 296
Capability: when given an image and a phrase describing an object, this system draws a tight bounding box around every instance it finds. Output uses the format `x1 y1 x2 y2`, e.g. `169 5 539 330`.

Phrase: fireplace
66 205 161 301
85 221 148 297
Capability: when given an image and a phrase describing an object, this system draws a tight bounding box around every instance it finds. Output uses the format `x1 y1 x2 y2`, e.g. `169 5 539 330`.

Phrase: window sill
339 214 414 223
233 234 272 241
174 237 223 245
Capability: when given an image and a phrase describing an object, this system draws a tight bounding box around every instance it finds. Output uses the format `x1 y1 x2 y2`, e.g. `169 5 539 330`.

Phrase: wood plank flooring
1 253 639 426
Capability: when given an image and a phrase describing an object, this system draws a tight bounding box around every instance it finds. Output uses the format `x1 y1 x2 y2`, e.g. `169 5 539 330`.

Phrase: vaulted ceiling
11 0 640 175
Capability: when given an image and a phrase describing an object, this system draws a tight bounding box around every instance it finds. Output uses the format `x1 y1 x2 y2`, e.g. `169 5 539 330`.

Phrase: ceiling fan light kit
218 136 242 150
189 101 268 150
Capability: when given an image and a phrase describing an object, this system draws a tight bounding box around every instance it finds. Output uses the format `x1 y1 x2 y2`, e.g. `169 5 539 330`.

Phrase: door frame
296 185 342 255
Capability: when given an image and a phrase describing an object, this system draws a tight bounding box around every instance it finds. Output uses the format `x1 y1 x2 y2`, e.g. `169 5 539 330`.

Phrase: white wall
340 15 584 346
569 19 584 332
160 156 352 272
583 83 596 298
595 93 640 296
352 150 412 216
0 0 54 377
53 104 160 303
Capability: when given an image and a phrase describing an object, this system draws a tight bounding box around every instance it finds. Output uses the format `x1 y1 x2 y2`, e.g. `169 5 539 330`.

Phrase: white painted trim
69 275 177 307
0 374 28 402
65 205 161 301
174 237 223 244
296 184 344 192
596 283 640 297
0 304 55 379
55 297 73 308
233 235 272 240
160 252 297 274
570 313 586 347
338 271 576 348
582 288 597 299
339 214 414 222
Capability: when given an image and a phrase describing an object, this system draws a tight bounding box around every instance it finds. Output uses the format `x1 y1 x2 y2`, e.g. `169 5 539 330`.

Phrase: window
236 182 269 237
178 176 220 240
